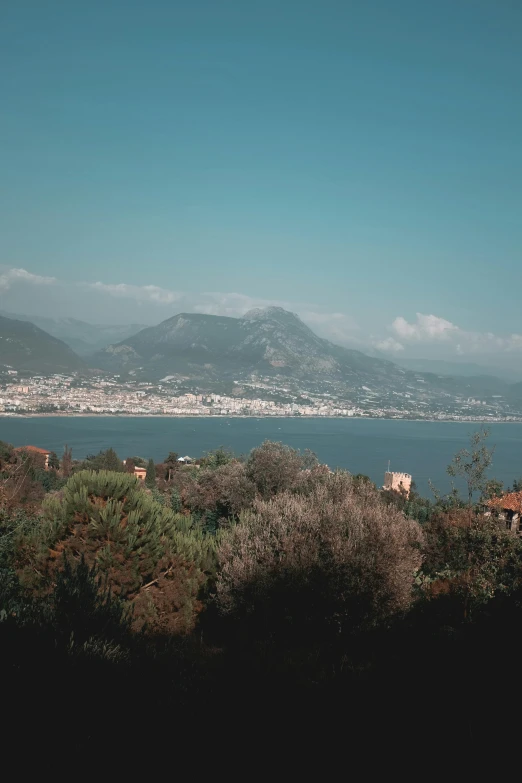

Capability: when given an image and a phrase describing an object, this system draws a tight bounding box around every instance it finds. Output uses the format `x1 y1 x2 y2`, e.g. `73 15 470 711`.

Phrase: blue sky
0 0 521 364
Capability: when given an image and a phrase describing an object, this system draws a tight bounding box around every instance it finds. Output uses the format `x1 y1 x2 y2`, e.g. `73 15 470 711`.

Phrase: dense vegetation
2 433 522 759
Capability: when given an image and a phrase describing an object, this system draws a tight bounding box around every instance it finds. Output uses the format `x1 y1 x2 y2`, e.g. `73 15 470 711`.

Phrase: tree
48 452 60 471
447 428 494 516
184 460 255 523
245 441 318 499
199 447 234 469
124 457 136 474
145 458 156 488
164 452 179 481
421 509 522 618
62 445 72 478
170 488 182 513
101 448 124 473
217 472 423 644
128 456 147 468
14 470 211 634
480 478 504 504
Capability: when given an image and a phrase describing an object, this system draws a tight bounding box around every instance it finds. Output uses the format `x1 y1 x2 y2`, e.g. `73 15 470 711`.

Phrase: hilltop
92 306 407 385
0 315 85 374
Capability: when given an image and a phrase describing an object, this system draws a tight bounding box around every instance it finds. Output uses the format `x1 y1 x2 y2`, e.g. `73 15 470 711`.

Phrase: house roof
14 446 51 455
487 491 522 513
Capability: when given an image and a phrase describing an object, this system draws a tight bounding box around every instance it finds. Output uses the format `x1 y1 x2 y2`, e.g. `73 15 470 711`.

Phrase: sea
1 416 521 497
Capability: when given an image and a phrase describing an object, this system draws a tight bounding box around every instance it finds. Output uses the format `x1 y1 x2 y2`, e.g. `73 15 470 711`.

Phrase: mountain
394 357 522 384
0 315 86 373
92 307 408 383
0 311 147 356
91 307 511 407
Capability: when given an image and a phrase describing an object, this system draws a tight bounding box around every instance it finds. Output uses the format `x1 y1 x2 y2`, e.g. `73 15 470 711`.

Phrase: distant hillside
394 357 521 384
0 315 85 373
90 307 511 406
92 307 408 383
0 310 147 356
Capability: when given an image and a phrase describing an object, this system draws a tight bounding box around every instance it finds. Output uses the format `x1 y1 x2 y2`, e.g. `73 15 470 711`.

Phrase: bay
1 416 522 496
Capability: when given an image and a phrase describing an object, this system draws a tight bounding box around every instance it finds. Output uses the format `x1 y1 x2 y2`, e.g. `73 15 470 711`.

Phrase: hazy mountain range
2 308 522 406
0 315 85 373
93 306 408 384
0 310 147 356
392 357 522 384
89 306 522 404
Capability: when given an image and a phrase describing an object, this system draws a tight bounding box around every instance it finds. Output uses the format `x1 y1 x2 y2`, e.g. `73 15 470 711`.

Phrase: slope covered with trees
2 433 522 760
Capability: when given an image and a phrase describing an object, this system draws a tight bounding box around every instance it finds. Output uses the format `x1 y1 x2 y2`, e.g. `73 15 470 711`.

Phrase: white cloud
86 281 183 304
0 267 56 291
0 268 361 340
192 291 291 317
388 311 522 356
3 266 521 363
374 337 405 353
392 313 459 341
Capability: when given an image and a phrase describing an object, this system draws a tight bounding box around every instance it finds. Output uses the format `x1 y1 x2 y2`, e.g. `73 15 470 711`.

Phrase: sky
0 0 521 367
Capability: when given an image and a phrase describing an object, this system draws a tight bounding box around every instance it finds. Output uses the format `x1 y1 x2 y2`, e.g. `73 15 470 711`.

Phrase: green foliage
421 510 522 616
382 481 435 525
199 447 234 469
245 440 318 498
352 474 376 491
480 478 504 503
145 458 156 488
447 427 494 506
164 452 179 479
52 554 131 643
80 448 124 473
32 466 66 494
170 488 182 513
128 456 147 468
0 439 14 464
217 473 424 636
48 451 60 470
16 470 213 589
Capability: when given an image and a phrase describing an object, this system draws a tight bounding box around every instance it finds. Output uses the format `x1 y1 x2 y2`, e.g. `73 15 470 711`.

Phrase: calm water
1 416 522 496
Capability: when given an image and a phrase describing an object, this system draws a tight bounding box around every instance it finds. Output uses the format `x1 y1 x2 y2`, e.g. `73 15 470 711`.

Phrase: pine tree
145 458 156 488
100 448 124 473
14 470 214 634
62 445 72 477
164 452 179 481
171 488 182 512
48 451 60 470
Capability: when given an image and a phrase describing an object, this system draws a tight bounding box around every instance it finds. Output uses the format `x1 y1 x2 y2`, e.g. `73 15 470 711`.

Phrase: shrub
14 470 213 635
217 472 423 638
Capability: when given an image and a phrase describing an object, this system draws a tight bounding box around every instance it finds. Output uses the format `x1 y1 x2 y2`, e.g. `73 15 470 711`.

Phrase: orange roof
14 446 51 455
487 491 522 513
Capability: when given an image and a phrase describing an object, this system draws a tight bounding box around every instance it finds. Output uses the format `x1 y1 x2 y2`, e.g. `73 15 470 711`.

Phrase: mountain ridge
0 310 147 356
0 315 86 374
91 308 469 395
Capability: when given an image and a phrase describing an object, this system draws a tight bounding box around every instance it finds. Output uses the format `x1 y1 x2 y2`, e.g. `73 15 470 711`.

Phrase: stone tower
383 471 412 497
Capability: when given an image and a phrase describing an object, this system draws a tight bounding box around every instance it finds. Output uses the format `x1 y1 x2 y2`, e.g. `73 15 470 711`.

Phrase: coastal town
1 372 522 422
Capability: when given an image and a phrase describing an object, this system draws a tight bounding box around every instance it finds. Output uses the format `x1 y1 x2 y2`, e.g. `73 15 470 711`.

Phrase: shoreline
2 413 522 424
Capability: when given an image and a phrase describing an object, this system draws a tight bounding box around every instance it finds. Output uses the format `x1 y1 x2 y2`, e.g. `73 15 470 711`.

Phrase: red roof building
486 492 522 534
14 446 52 469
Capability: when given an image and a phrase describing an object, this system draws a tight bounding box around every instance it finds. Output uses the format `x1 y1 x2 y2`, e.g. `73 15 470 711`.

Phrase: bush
217 472 423 639
245 441 318 499
14 470 213 635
